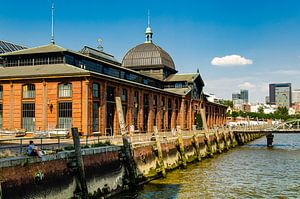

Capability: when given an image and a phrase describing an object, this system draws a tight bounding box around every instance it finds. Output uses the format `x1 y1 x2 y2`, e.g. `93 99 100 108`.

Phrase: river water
121 134 300 198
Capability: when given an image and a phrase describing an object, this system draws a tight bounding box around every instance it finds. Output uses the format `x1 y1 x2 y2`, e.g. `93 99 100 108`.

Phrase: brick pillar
179 99 184 128
35 82 44 131
47 82 58 130
12 83 21 130
171 98 176 129
148 93 153 133
99 82 106 135
113 85 120 136
72 81 83 133
138 90 143 132
128 88 134 130
156 95 162 131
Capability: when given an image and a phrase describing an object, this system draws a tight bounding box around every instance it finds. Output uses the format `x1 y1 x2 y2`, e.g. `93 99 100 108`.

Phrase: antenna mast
50 0 55 44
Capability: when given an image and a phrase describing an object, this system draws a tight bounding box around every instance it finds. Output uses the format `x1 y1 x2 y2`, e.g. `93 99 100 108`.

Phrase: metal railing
0 137 65 157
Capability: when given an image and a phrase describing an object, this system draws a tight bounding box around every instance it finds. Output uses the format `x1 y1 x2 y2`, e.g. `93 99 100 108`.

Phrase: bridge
233 119 300 146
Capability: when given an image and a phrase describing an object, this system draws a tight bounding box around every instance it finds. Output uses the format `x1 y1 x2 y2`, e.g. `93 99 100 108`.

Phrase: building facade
0 27 227 135
269 83 292 108
292 89 300 104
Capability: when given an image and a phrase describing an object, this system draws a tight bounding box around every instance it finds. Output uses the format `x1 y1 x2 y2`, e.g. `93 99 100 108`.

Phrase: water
120 134 300 198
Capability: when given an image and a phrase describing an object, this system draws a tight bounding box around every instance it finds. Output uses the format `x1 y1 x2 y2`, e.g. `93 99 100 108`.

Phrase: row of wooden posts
71 97 212 198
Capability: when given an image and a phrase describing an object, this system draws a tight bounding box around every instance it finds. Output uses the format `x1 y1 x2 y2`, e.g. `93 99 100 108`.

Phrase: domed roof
122 43 175 70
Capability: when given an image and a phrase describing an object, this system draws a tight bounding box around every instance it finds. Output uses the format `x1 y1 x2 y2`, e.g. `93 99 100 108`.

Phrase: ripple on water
132 135 300 198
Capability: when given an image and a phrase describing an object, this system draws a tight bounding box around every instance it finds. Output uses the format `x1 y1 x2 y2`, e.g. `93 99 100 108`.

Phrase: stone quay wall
0 131 262 198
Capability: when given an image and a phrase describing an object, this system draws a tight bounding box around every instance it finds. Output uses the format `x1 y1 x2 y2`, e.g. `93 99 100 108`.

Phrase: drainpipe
10 82 13 129
43 80 47 131
85 79 89 138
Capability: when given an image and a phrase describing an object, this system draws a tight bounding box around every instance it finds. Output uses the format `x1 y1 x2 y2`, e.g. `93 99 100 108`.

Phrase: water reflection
118 134 300 198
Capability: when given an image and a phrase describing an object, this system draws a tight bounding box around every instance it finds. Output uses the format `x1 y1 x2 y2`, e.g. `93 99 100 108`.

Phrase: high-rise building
240 90 249 103
269 83 292 108
232 90 248 105
292 89 300 104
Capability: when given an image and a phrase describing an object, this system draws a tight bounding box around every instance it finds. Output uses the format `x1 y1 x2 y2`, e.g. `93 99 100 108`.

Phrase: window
34 57 49 65
92 102 100 132
122 89 128 102
168 98 172 129
134 91 139 130
58 102 72 129
49 56 64 64
58 83 72 98
19 58 33 66
122 89 128 122
161 97 165 129
103 67 120 78
23 84 35 99
22 103 35 132
92 83 100 98
143 94 149 131
0 104 2 128
0 85 2 100
175 82 183 88
6 59 18 67
106 86 115 135
153 95 157 126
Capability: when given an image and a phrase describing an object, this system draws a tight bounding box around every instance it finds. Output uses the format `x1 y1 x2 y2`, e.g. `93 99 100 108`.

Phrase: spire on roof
197 68 200 73
50 0 55 44
145 10 153 43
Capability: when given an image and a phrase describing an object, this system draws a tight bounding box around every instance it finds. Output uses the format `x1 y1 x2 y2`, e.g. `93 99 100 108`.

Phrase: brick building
0 26 227 136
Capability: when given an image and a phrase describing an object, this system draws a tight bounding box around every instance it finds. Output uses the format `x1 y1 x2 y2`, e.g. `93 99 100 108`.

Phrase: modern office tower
269 83 292 108
292 89 300 103
232 90 248 105
240 90 249 103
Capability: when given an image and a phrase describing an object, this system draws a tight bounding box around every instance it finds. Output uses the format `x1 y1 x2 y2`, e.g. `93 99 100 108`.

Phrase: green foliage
91 140 111 148
219 100 233 108
231 111 239 119
258 106 264 114
195 113 203 129
228 106 294 121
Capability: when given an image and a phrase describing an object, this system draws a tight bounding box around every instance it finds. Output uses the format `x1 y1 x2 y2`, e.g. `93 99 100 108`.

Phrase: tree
195 113 203 129
231 111 239 120
219 100 233 108
274 106 289 121
258 106 264 114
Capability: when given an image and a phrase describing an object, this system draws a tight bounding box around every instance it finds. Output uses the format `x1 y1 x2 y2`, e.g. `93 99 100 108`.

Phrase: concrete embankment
0 131 262 198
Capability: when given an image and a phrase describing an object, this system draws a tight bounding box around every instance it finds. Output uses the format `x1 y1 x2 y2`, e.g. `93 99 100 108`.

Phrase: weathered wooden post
71 127 88 198
192 125 201 161
200 108 213 156
176 126 187 168
266 133 274 147
153 126 166 177
115 97 137 188
0 182 2 199
214 131 222 153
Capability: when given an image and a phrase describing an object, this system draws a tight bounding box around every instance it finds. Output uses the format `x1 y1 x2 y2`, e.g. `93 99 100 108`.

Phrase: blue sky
1 0 300 103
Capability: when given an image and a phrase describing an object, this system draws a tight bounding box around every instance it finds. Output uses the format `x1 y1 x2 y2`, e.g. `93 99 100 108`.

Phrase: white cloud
238 82 256 89
211 54 253 66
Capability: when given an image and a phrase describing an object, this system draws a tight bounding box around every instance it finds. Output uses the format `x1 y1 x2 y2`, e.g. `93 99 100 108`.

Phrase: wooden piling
192 126 201 161
176 126 187 168
0 182 2 199
115 97 138 188
214 132 222 153
154 126 166 177
71 127 88 198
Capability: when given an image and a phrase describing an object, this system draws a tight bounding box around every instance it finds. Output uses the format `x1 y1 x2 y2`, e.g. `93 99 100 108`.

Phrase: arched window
92 83 100 98
58 83 72 98
23 84 35 99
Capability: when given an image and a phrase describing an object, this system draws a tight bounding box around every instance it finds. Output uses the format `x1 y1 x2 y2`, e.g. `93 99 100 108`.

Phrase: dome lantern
145 10 153 43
